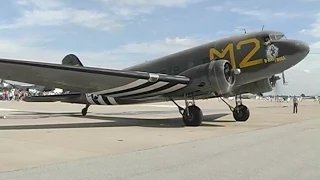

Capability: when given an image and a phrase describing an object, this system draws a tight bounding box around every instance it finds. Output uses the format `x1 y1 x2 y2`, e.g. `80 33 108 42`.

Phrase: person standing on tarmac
293 95 298 113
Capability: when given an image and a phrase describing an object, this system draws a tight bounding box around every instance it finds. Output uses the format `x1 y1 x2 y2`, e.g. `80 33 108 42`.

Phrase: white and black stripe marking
94 79 148 95
120 83 187 99
91 73 188 99
108 81 169 97
85 94 118 105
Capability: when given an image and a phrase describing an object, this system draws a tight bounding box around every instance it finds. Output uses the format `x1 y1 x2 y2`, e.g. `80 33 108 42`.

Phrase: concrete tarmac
0 99 319 179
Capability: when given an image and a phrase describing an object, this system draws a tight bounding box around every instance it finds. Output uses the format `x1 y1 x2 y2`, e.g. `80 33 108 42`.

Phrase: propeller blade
282 72 288 85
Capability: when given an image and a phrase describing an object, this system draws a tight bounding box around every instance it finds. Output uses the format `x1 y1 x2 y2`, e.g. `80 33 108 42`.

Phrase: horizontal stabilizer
62 54 84 66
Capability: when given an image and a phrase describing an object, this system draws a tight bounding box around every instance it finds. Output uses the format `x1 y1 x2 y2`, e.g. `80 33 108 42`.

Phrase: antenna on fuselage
261 25 265 31
239 28 246 34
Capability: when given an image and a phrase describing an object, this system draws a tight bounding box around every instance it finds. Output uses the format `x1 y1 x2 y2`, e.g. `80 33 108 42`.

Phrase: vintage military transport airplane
0 30 309 126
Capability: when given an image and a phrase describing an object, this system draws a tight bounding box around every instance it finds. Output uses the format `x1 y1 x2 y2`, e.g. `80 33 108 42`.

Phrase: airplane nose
294 40 310 55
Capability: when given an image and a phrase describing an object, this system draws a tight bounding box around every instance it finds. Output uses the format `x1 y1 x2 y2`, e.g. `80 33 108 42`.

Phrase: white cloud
0 1 123 31
100 0 202 7
0 0 209 69
310 41 320 54
1 0 204 31
16 0 63 9
205 6 224 12
206 2 309 21
307 13 320 38
303 14 320 62
229 7 305 21
114 37 208 55
303 69 311 73
105 0 203 19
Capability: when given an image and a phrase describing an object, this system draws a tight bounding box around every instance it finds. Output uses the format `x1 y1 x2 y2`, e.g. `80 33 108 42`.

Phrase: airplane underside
23 89 251 126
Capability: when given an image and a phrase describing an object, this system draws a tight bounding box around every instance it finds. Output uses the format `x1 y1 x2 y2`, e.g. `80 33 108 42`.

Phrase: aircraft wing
0 58 190 95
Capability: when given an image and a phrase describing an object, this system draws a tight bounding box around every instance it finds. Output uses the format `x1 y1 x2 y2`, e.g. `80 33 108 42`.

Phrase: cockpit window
275 34 287 40
269 34 287 40
269 35 276 40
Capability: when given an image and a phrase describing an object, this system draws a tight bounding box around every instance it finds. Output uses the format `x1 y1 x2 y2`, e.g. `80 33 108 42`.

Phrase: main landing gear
81 104 90 116
219 95 250 122
170 93 203 126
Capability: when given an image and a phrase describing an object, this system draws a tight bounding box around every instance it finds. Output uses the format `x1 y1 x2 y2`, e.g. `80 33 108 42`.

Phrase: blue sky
0 0 320 95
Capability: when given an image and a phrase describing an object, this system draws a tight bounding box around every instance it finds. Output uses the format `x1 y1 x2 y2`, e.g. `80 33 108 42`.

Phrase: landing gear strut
81 104 90 116
220 95 250 122
170 93 203 126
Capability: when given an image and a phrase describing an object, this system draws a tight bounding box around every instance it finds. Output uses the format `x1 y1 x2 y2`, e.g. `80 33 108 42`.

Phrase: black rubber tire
183 105 203 126
81 108 88 116
233 104 250 122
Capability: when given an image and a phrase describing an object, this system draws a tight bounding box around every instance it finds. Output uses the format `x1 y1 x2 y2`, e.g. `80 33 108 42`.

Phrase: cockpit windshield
269 34 287 40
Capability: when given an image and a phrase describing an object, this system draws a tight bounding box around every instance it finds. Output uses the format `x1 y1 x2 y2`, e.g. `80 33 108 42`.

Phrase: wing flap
0 58 189 94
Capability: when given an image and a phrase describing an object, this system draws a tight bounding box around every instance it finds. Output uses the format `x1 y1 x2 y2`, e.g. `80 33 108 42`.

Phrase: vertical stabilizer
62 54 84 66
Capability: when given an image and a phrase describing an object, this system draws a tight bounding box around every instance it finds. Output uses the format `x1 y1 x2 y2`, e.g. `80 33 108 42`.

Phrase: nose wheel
220 95 250 122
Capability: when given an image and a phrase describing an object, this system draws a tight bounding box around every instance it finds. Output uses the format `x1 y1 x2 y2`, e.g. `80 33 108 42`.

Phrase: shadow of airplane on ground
0 110 231 130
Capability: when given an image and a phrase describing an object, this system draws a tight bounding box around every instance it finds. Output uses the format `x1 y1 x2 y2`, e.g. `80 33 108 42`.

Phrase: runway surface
0 99 319 179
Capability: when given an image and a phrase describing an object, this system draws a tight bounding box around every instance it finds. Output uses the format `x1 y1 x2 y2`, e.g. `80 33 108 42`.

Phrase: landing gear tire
232 104 250 122
81 104 90 116
169 93 203 127
183 105 203 126
219 95 250 122
81 108 88 116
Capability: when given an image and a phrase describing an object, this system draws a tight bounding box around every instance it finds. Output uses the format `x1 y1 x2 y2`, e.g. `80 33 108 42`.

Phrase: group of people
1 89 29 101
1 89 61 101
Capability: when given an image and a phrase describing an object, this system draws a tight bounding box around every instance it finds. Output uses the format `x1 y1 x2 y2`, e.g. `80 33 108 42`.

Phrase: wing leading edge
0 58 190 98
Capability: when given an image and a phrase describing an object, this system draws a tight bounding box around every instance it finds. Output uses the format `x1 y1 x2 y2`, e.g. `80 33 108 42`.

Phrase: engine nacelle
232 78 273 95
179 60 236 95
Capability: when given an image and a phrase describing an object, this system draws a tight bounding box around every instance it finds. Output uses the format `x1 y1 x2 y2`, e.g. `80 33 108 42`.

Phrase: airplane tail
62 54 84 66
61 54 84 94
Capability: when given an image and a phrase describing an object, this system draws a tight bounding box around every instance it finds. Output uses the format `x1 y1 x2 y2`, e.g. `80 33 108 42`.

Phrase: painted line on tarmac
137 105 177 108
0 108 17 111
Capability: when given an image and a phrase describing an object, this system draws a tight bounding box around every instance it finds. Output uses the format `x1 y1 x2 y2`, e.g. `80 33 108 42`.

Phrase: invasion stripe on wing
120 83 178 98
97 95 107 105
122 83 187 99
107 97 118 105
103 81 156 96
101 96 112 105
85 94 96 104
85 83 186 105
85 94 119 105
94 79 148 95
108 81 170 97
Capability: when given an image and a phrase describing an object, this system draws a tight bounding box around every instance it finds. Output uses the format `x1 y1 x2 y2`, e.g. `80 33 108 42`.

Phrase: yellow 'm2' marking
209 38 263 69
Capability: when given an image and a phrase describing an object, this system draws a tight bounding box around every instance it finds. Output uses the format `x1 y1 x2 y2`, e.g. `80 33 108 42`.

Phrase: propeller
223 63 235 84
270 71 288 87
269 71 288 99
